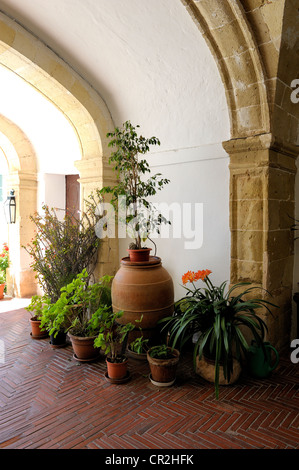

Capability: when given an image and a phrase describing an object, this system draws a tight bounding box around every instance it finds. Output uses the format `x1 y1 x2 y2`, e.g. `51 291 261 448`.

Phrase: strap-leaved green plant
160 269 277 399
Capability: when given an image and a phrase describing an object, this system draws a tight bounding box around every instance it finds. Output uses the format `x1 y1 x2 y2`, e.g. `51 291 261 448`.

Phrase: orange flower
200 269 212 280
193 270 203 282
182 271 195 285
182 269 212 285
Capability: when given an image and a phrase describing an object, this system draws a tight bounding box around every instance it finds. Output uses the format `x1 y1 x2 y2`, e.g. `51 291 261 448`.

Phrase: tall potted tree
99 120 171 261
98 121 174 342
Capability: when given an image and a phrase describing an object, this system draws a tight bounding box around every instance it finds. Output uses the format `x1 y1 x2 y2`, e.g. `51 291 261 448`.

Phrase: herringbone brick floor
0 303 298 450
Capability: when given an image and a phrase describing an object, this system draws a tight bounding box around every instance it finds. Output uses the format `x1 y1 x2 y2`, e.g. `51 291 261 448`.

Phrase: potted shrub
0 243 9 299
23 196 101 304
26 295 49 339
160 269 277 399
94 309 135 382
147 344 180 387
98 120 171 261
49 269 113 361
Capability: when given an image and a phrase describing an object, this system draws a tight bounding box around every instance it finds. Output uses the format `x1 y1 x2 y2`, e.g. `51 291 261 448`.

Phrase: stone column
75 157 119 280
223 133 297 351
5 171 38 297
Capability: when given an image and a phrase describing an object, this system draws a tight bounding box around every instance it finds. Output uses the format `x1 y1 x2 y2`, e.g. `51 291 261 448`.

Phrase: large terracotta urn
112 256 174 342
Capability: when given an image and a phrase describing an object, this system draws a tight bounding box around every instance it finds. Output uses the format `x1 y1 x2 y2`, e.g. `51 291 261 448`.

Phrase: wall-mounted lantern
4 189 16 224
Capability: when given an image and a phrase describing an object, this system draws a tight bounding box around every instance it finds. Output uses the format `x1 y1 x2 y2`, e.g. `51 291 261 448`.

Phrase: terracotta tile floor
0 301 298 450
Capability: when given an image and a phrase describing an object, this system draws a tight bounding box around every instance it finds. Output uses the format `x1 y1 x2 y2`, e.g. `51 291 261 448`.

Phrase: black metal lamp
4 189 16 224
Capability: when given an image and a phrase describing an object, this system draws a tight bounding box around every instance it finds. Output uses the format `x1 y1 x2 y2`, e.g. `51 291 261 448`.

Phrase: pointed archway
0 12 119 295
0 115 37 296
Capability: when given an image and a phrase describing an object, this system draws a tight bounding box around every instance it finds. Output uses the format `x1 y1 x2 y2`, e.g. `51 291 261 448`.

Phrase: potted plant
147 344 180 387
99 120 171 261
97 121 174 342
23 195 101 304
160 269 277 398
39 295 68 348
26 295 49 339
127 335 149 361
49 269 113 361
94 309 136 382
0 243 9 299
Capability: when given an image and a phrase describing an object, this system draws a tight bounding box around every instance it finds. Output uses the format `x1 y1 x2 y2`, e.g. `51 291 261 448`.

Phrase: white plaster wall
0 0 231 300
118 143 230 300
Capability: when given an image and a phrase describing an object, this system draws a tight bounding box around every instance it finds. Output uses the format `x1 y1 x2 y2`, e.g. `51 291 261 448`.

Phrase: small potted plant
94 309 135 382
49 269 113 361
160 269 277 398
147 344 180 387
39 296 68 348
99 120 171 261
26 295 49 339
127 335 149 361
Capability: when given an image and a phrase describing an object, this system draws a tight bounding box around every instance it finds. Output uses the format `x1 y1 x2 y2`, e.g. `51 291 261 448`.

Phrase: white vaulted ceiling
0 0 230 152
0 0 231 289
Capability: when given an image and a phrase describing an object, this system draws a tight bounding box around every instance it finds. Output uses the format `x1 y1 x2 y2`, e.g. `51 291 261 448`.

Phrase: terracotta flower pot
68 333 99 361
195 354 242 385
127 346 148 361
147 348 180 386
106 357 128 380
0 283 5 300
127 248 151 262
30 317 48 339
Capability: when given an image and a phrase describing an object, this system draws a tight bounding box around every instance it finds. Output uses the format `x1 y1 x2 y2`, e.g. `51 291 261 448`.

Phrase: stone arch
0 115 38 296
182 1 297 350
0 12 119 290
0 114 37 173
181 0 270 138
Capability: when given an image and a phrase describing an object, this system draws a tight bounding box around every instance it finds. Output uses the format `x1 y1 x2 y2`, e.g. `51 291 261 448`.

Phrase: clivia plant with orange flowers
160 269 277 398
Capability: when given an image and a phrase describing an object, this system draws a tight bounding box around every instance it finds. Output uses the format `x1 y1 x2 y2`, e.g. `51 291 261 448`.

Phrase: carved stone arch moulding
181 0 270 138
181 1 297 350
